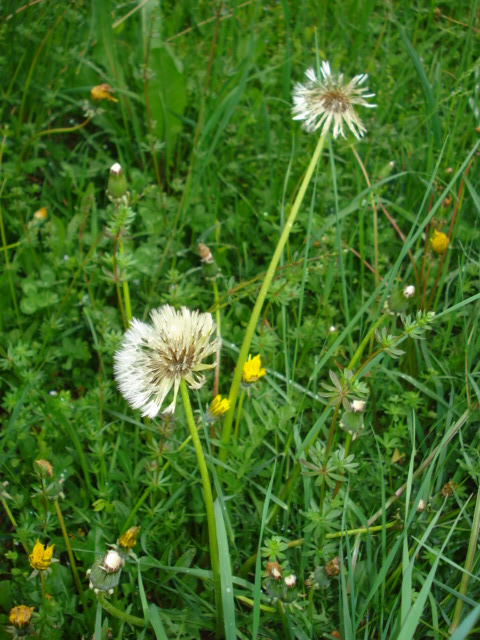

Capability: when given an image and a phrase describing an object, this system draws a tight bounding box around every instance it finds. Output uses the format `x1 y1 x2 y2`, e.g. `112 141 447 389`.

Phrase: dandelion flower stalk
220 62 374 460
114 304 223 634
219 132 327 461
179 379 223 638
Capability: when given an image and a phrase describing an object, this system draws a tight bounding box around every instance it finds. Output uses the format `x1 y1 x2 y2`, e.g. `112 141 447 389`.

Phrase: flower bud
403 285 415 299
87 548 125 594
118 526 140 551
107 163 128 204
9 605 34 630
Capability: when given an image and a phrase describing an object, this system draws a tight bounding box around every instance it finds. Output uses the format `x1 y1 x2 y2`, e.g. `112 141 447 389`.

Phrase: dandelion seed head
292 61 376 139
114 305 221 418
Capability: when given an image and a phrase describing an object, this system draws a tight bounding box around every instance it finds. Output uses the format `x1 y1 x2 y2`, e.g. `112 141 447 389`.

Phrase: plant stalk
219 133 327 461
180 379 223 638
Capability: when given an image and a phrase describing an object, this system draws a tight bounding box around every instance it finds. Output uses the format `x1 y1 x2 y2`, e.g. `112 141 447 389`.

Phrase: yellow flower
29 540 54 571
430 229 449 254
9 605 34 629
90 84 118 102
33 207 47 221
242 354 266 385
208 395 231 418
118 526 140 550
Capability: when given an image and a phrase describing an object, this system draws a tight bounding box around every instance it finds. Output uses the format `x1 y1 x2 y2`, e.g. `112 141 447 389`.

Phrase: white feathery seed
292 61 376 139
114 305 221 418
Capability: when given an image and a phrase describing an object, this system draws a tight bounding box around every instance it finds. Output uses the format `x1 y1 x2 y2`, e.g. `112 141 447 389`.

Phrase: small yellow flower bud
430 229 449 254
242 354 266 385
118 526 140 551
91 84 118 102
29 540 54 571
9 605 34 629
33 207 47 221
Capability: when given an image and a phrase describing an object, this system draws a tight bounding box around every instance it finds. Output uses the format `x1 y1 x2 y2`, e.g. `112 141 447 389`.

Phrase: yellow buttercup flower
90 84 118 102
118 526 140 550
208 395 231 418
29 540 54 571
9 605 34 629
430 229 449 254
242 354 266 385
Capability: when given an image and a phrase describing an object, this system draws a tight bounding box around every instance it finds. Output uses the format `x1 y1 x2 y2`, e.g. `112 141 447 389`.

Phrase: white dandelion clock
292 61 376 139
114 305 221 418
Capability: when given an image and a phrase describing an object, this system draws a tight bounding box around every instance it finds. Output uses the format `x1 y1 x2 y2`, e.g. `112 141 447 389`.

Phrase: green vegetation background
0 0 479 638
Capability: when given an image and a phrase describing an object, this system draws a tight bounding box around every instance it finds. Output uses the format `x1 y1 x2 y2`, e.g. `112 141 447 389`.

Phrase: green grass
1 1 480 638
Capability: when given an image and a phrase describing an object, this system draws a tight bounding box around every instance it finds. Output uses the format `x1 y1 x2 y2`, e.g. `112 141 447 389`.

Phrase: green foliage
1 1 480 638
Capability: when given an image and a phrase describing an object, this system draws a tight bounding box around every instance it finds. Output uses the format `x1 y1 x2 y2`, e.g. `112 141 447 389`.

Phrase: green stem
233 388 246 444
1 497 30 554
212 280 222 399
54 499 87 610
320 402 341 511
449 488 480 632
179 380 223 638
275 600 291 637
96 592 145 627
0 188 22 328
59 415 92 498
122 485 154 533
40 572 46 600
220 133 327 462
119 240 132 324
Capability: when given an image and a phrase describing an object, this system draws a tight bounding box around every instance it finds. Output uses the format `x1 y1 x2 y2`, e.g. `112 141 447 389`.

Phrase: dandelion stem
54 499 87 610
180 379 223 638
233 388 246 444
119 240 132 324
96 592 145 627
212 280 221 399
220 133 327 461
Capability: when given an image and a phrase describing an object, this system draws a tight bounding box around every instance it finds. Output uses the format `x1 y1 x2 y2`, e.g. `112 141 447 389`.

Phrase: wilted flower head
242 354 266 385
102 549 125 573
91 83 118 102
284 574 297 588
264 561 283 580
351 399 366 413
29 540 54 571
35 459 53 477
292 61 376 139
403 285 415 299
114 305 221 418
118 526 140 551
431 229 449 254
8 605 34 630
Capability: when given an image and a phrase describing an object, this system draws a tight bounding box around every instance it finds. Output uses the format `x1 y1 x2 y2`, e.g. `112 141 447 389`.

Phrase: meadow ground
0 1 480 638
